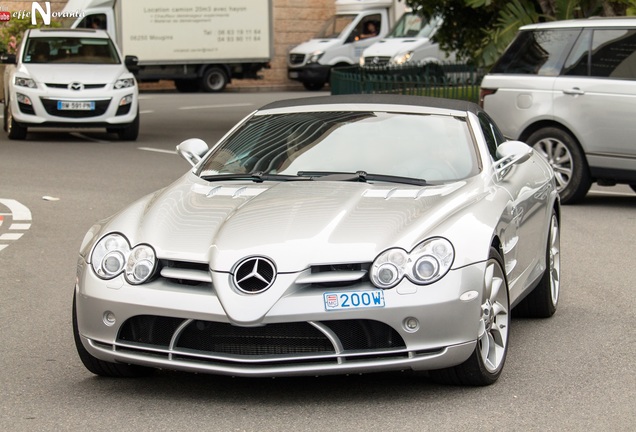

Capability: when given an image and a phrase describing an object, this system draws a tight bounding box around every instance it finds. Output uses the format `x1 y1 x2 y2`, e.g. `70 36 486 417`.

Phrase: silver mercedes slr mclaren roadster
73 95 561 386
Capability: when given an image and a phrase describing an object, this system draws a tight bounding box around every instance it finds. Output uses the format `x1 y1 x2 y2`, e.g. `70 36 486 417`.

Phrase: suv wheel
527 127 590 204
6 103 28 140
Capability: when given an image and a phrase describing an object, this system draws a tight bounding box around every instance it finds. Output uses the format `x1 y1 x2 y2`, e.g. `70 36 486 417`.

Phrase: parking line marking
0 233 23 241
178 103 253 110
138 147 177 154
10 223 31 230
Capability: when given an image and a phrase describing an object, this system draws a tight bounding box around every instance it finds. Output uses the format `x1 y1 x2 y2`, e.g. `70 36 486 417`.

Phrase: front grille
289 54 305 65
117 316 406 364
45 83 107 89
40 98 110 118
364 56 391 66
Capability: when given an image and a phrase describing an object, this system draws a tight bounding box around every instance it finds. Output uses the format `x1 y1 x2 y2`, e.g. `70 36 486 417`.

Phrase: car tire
527 127 590 204
515 210 560 318
72 292 154 378
6 103 28 140
428 247 510 386
303 82 325 91
174 79 200 93
117 111 140 141
200 67 228 92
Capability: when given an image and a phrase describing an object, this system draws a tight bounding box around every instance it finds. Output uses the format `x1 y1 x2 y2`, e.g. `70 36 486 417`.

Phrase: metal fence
330 63 484 103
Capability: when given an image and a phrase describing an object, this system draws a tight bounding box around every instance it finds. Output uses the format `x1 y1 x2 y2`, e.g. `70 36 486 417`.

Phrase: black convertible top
259 94 482 114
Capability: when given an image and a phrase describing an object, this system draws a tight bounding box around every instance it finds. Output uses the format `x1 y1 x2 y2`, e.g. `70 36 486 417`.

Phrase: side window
490 29 580 76
356 14 381 41
76 14 107 30
564 28 636 79
478 113 504 158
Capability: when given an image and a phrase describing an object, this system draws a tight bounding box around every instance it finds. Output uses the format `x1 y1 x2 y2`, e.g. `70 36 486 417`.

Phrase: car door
554 27 636 174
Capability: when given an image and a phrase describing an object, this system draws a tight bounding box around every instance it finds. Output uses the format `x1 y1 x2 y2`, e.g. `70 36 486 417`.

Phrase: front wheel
73 292 153 378
116 111 140 141
6 103 27 140
200 67 228 92
527 127 590 204
515 210 560 318
429 247 510 386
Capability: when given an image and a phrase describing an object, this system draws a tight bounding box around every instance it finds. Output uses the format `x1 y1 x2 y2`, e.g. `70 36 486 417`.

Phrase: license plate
324 290 385 311
57 101 95 111
288 71 299 79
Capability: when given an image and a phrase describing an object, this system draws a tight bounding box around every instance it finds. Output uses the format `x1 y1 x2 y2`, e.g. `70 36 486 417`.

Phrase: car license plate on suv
57 101 95 111
324 290 385 311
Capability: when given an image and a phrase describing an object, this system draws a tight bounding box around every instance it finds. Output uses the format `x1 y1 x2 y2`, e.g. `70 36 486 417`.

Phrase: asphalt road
1 92 635 432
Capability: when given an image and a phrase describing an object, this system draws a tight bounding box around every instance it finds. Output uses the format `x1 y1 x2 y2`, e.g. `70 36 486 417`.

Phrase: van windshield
23 37 120 64
388 13 442 39
315 14 357 39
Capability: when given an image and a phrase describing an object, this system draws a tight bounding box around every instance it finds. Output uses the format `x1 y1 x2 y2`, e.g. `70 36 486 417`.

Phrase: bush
0 18 61 54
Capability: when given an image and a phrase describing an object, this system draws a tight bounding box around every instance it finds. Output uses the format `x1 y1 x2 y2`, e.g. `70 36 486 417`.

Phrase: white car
2 28 139 140
480 18 636 203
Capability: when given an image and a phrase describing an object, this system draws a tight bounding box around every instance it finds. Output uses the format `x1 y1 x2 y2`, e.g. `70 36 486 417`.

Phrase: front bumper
75 257 487 377
8 85 138 127
287 64 331 85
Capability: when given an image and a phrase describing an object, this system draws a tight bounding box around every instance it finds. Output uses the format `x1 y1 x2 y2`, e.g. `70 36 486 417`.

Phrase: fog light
103 311 116 326
16 93 33 105
119 94 133 106
403 316 419 333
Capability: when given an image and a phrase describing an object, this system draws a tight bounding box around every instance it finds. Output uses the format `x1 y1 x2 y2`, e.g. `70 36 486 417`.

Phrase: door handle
563 87 585 96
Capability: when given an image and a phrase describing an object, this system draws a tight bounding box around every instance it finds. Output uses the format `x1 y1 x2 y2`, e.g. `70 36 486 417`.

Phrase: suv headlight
307 51 324 64
370 238 454 289
114 78 135 89
90 233 156 284
15 76 37 88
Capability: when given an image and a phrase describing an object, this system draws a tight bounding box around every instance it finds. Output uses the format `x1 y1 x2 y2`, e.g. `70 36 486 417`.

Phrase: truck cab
287 0 402 91
360 11 453 67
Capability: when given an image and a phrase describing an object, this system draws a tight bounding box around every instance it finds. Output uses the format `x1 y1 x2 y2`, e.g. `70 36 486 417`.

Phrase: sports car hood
97 174 481 273
19 63 128 85
363 38 432 57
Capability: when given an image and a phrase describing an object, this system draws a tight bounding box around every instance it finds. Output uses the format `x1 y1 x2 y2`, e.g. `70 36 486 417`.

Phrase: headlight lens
307 51 324 64
15 76 37 88
391 51 413 65
90 233 156 284
370 238 454 289
114 78 135 89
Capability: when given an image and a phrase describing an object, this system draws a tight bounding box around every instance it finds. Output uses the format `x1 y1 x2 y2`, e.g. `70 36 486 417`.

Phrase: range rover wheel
527 127 590 204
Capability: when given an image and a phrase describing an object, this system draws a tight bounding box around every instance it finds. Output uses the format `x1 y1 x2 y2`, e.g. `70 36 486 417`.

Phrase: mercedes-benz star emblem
233 257 276 294
68 82 84 91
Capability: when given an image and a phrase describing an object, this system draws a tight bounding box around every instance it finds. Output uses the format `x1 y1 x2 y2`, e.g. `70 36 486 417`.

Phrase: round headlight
91 233 130 279
125 244 156 284
408 238 454 285
370 248 408 289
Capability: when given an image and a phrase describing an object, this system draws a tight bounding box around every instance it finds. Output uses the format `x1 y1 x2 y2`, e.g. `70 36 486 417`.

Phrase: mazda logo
233 257 276 294
68 82 84 91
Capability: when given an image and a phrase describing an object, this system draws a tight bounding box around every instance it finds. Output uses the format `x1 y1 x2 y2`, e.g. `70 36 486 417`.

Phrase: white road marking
0 199 32 253
69 132 112 143
10 223 31 230
588 190 634 197
140 110 154 114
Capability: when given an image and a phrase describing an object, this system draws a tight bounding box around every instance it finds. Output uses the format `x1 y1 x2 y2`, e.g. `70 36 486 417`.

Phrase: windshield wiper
297 171 427 186
200 171 311 183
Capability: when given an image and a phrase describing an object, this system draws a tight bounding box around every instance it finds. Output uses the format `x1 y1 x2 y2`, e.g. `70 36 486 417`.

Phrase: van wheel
527 127 590 204
6 103 27 140
200 67 228 92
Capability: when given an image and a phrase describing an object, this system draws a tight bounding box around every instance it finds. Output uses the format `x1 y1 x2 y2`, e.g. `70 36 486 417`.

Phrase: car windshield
198 111 478 182
388 13 442 39
23 37 120 64
315 14 357 39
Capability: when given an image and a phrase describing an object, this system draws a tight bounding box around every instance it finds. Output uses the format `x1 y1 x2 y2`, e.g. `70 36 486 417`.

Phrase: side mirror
1 53 17 64
494 140 533 178
177 138 209 167
124 55 139 73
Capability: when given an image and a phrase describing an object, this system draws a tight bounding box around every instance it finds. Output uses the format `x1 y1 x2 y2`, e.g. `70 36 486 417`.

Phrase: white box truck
63 0 273 92
287 0 405 91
